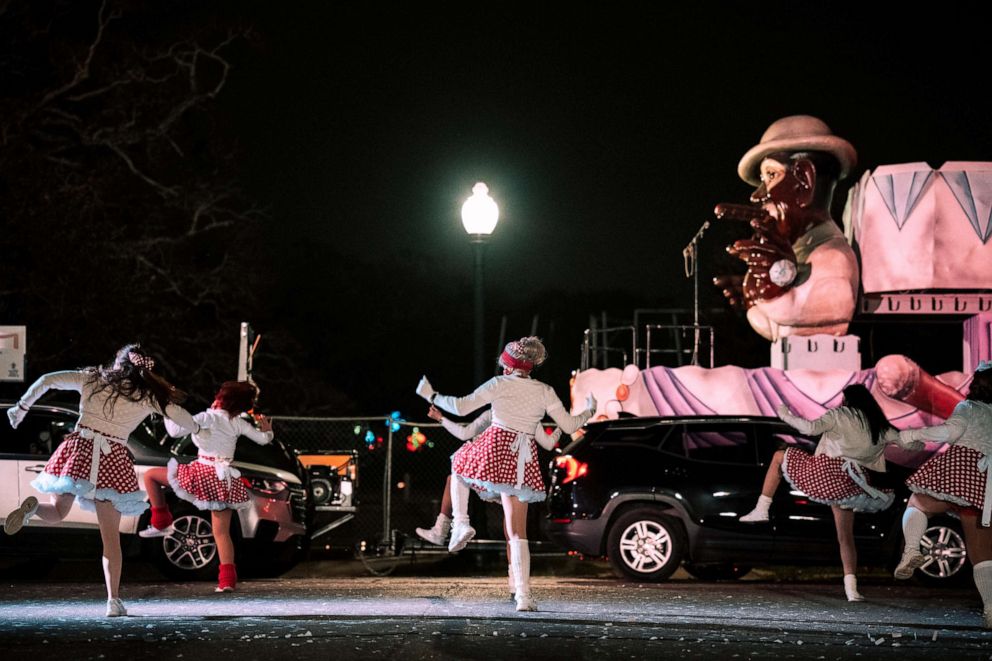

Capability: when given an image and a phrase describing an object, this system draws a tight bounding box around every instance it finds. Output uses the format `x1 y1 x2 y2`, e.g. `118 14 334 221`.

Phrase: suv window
0 408 74 457
592 424 678 452
682 423 757 465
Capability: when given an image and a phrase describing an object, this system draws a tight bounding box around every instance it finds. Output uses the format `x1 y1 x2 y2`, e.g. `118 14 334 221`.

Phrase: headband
128 352 155 370
500 350 533 372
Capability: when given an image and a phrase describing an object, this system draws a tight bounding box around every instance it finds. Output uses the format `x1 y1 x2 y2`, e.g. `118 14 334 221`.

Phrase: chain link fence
272 415 559 554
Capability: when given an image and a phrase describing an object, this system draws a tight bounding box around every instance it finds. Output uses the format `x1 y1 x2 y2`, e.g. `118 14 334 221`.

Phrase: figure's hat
738 115 857 186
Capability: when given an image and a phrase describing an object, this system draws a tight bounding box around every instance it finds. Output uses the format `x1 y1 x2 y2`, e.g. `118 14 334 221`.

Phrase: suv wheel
915 517 969 585
606 507 685 582
146 507 219 581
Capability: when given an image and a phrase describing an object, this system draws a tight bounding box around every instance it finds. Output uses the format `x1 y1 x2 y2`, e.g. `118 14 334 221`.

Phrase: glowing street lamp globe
461 182 499 237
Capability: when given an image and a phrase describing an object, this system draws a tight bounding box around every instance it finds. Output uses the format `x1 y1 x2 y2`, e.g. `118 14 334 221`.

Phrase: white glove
585 393 597 414
416 375 436 402
534 422 562 451
7 405 26 429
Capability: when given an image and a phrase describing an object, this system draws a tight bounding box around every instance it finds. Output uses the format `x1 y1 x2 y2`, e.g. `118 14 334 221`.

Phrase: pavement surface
1 557 990 659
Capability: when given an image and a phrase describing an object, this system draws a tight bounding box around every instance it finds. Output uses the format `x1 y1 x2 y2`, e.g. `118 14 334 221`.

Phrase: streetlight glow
461 182 499 236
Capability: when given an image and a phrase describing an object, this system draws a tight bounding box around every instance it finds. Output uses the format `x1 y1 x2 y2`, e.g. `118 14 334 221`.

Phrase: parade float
570 116 992 466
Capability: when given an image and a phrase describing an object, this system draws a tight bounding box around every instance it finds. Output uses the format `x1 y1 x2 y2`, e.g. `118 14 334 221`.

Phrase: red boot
216 563 237 593
139 506 175 538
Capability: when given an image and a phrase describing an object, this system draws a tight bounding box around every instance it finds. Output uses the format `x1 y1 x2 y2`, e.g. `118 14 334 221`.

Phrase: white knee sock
450 473 470 525
901 507 928 554
974 560 992 612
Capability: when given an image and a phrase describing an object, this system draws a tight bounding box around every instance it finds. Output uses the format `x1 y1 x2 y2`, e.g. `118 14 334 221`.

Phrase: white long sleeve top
165 407 273 460
778 406 890 471
440 409 563 450
898 400 992 456
17 370 198 441
433 375 591 435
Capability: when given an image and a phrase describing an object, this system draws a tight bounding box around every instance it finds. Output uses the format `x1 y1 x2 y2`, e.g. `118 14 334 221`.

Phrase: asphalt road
1 559 990 660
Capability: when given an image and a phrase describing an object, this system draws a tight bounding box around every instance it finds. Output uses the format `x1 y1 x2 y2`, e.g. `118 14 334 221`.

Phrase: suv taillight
555 455 588 484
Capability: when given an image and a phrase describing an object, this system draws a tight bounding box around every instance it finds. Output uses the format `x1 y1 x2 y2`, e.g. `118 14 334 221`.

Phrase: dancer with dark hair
893 362 992 628
3 344 201 616
738 384 922 601
415 405 561 598
138 381 273 593
416 336 595 611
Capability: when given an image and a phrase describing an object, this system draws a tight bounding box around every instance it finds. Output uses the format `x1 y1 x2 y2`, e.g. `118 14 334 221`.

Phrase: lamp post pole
462 182 499 384
471 237 486 384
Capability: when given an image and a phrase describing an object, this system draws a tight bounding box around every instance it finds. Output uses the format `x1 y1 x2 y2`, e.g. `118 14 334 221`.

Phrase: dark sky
197 3 992 411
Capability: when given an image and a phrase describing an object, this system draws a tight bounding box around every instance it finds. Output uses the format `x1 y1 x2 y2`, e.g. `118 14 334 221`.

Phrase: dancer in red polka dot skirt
893 363 992 629
416 336 596 612
738 384 922 602
3 344 201 617
138 381 273 593
415 405 561 600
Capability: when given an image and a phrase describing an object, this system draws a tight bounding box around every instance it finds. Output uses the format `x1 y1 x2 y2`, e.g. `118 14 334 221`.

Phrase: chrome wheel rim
162 514 216 571
618 520 672 574
918 524 967 579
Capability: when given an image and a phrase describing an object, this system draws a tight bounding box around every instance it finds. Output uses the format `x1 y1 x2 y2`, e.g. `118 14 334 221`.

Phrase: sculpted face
749 156 816 244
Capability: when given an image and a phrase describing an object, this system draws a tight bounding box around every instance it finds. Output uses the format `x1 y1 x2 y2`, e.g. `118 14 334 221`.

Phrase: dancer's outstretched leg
138 467 174 538
212 510 237 592
447 474 475 552
895 494 951 579
4 493 75 535
740 449 784 523
416 475 453 546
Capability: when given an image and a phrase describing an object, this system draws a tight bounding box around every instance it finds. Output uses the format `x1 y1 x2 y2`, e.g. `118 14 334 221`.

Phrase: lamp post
461 182 500 384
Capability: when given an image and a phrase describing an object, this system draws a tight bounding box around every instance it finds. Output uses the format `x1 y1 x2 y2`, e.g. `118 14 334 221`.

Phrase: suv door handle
24 465 45 473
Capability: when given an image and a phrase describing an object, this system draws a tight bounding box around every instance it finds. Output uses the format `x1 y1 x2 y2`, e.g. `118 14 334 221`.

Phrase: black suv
546 415 967 583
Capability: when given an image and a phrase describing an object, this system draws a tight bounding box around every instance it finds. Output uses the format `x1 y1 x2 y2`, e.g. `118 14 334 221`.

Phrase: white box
0 326 26 382
771 334 861 371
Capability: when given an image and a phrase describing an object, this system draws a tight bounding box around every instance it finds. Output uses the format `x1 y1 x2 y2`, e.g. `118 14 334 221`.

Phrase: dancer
738 384 920 601
138 381 273 593
893 362 992 628
415 405 561 598
3 344 201 617
416 336 595 611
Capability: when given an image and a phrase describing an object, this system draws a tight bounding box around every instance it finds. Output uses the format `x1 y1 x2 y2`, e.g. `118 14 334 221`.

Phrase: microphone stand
682 220 710 366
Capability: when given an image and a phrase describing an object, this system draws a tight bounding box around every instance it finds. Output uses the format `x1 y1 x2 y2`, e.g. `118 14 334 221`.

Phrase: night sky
4 3 990 414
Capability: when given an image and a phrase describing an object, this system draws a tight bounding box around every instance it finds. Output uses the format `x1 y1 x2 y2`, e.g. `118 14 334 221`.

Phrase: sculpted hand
416 376 436 402
776 403 792 419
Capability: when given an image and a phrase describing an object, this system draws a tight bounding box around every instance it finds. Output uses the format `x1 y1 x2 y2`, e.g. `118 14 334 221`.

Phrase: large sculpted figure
714 116 860 341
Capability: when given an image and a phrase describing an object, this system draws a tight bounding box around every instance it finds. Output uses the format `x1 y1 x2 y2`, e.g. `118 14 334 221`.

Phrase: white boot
510 539 536 612
3 496 39 536
508 562 517 600
894 506 928 579
447 475 475 553
739 494 773 523
415 514 451 546
843 574 864 602
973 560 992 629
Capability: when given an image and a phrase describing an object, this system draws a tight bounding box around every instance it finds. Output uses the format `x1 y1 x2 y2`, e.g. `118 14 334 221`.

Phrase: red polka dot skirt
167 458 251 511
782 447 894 513
451 425 546 503
906 445 986 511
30 431 148 516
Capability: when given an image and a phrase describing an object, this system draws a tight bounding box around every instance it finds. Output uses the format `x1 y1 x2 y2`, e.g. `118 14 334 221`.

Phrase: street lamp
461 182 500 384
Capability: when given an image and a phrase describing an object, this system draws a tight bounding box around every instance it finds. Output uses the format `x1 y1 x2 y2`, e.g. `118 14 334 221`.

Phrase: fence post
383 424 393 546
